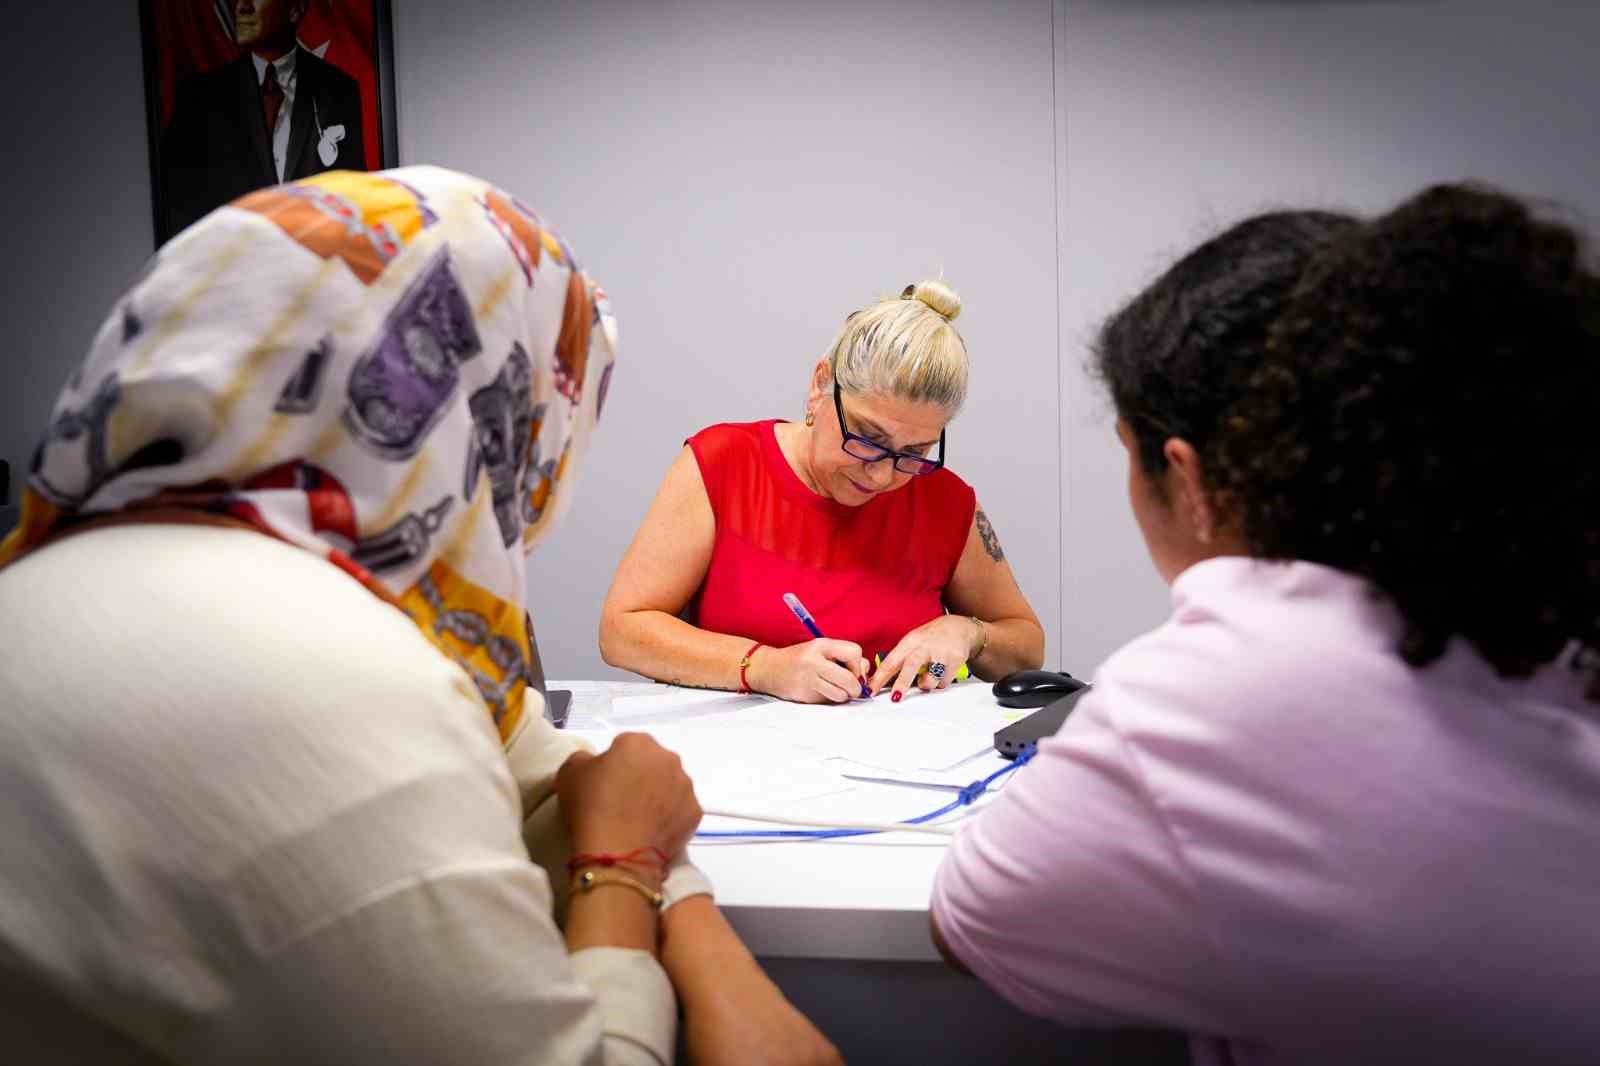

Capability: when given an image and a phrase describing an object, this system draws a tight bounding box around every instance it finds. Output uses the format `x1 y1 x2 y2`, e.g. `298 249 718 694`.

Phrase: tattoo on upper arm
975 509 1004 562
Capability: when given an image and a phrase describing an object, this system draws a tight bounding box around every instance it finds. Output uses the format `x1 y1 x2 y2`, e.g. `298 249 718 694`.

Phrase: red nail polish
891 691 902 703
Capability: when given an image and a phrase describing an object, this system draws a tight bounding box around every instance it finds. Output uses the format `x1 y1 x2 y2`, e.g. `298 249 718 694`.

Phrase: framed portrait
140 0 398 245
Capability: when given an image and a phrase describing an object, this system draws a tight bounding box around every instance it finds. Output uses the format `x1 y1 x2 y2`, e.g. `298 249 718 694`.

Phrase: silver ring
927 661 947 680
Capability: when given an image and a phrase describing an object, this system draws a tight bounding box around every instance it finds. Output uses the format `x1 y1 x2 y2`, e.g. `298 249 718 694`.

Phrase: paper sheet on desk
745 681 1006 773
610 689 774 725
554 680 1011 805
646 716 850 809
829 746 1019 791
555 684 848 809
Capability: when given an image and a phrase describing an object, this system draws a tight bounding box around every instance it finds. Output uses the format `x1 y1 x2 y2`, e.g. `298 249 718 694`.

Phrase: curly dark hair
1099 185 1600 696
1213 184 1600 691
1095 210 1359 489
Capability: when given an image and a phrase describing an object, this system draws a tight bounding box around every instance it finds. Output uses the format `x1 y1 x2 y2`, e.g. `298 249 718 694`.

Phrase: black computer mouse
992 668 1088 709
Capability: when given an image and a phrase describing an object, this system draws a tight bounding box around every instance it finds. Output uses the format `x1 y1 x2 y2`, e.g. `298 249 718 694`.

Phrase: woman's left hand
869 615 979 702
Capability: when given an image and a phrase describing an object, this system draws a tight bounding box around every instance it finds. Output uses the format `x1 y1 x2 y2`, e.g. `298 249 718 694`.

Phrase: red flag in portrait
150 0 383 172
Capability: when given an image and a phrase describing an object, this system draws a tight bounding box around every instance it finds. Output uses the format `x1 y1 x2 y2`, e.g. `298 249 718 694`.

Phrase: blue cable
694 743 1038 840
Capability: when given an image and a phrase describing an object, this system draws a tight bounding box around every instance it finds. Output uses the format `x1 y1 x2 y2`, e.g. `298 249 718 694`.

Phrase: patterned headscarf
0 167 616 745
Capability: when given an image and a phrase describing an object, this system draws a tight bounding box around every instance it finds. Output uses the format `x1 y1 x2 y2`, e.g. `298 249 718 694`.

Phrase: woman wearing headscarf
0 167 837 1065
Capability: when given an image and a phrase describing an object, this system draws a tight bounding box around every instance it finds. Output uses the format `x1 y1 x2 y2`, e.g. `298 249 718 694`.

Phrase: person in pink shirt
931 185 1600 1065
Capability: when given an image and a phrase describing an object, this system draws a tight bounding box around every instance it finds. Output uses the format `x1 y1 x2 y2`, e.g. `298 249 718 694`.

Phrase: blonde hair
825 279 969 412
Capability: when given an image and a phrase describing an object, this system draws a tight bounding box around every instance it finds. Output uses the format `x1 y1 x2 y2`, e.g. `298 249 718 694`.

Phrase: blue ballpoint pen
783 592 872 699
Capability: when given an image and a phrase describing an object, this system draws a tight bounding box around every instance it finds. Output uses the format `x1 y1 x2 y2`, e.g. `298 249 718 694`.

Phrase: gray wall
1055 0 1600 671
4 1 1599 681
0 3 153 531
394 0 1062 679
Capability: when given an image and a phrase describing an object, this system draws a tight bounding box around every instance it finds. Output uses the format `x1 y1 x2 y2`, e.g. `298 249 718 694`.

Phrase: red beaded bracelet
738 641 763 694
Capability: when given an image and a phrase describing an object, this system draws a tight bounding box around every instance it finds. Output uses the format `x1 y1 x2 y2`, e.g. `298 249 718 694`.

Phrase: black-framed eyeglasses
833 383 945 476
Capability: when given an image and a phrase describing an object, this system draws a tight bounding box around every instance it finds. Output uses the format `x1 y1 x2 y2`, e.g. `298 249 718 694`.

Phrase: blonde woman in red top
601 280 1045 704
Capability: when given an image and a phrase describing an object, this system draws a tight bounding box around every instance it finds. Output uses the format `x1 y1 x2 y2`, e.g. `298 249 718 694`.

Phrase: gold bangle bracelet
570 868 664 909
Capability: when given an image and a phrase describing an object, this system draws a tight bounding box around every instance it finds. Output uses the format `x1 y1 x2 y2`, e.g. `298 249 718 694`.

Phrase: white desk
693 832 951 962
554 680 1016 958
552 682 1187 1065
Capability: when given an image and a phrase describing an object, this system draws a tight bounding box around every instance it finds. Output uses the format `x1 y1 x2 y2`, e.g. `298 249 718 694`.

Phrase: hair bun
901 279 962 321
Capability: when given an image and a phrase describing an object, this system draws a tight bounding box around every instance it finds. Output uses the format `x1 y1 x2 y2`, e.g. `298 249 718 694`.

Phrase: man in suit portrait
160 0 366 239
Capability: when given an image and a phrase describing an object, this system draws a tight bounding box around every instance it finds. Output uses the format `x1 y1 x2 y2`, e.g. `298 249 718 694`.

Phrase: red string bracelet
567 846 670 877
738 641 763 694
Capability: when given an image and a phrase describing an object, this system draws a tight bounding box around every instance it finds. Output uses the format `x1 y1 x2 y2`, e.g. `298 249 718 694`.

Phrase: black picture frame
139 0 399 247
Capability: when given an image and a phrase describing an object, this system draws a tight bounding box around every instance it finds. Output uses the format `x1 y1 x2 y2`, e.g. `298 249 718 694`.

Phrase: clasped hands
557 733 699 881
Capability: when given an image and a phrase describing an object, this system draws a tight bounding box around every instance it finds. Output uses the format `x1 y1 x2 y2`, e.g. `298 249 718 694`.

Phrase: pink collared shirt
932 557 1600 1065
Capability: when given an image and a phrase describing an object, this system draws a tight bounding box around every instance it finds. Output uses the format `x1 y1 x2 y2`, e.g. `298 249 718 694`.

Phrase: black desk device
993 668 1086 709
994 684 1091 758
545 689 573 729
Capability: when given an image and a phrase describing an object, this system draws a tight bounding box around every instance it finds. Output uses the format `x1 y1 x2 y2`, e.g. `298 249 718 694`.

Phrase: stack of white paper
644 715 851 810
608 689 773 726
743 682 1008 773
548 679 1020 815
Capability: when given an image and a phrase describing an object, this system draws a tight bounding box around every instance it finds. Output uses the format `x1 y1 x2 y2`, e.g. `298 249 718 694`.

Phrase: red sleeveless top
687 420 976 662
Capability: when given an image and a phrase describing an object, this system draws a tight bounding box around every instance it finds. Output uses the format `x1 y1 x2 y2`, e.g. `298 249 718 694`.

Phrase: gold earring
804 411 815 427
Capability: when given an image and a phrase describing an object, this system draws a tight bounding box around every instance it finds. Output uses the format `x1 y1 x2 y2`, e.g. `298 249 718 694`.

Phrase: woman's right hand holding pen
748 639 871 704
